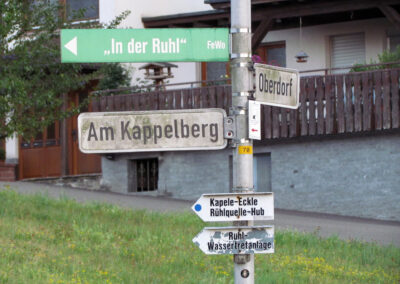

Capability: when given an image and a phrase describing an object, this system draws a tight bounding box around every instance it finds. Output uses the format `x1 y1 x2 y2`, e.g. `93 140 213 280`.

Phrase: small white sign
254 63 299 109
193 226 274 255
249 100 261 140
192 192 274 222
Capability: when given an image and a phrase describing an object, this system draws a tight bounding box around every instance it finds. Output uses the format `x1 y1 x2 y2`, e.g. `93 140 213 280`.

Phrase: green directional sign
61 28 229 63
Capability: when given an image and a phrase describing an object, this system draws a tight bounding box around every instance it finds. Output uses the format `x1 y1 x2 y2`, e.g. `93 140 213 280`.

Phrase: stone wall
257 132 400 221
101 131 400 221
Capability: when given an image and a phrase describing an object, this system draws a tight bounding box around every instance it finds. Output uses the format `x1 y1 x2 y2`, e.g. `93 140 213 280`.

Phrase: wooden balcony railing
91 68 400 140
91 84 232 113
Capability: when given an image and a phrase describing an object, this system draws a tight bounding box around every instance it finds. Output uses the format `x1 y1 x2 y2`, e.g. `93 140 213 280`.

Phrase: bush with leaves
0 0 130 139
350 46 400 72
97 63 132 91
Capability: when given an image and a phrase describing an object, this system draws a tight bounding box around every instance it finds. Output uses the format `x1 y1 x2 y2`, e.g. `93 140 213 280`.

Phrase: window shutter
331 33 365 73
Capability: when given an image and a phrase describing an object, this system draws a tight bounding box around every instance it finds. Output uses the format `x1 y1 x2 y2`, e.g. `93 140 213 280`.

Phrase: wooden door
19 86 101 179
68 90 101 175
19 122 62 179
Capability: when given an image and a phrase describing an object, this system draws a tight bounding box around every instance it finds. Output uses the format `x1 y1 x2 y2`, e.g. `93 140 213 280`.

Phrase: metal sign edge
200 192 273 198
194 225 274 233
254 63 299 74
253 100 300 109
78 108 227 117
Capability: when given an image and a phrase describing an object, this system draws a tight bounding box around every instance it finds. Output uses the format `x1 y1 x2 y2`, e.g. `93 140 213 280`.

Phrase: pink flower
252 55 264 63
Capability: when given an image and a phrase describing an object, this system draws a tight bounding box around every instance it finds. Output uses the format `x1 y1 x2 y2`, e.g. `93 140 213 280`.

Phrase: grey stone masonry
158 150 231 199
259 132 400 221
101 131 400 221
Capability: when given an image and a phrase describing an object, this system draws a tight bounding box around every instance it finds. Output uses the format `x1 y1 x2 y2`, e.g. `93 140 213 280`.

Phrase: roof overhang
204 0 289 10
142 0 400 51
142 9 228 28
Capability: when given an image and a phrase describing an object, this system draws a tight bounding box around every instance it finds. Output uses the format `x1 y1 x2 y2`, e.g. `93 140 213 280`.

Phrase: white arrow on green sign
61 28 229 63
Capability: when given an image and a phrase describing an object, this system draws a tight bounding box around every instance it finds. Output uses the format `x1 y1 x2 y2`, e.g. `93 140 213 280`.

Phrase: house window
201 62 230 83
330 33 365 73
31 0 99 21
45 122 58 146
256 42 286 67
65 0 99 20
129 158 158 192
387 31 400 52
20 122 60 149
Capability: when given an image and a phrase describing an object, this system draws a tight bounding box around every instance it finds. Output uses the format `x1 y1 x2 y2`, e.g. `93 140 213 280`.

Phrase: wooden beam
251 0 287 5
194 21 214 27
252 18 274 51
252 0 400 21
379 5 400 30
167 24 186 28
207 0 287 10
143 11 228 28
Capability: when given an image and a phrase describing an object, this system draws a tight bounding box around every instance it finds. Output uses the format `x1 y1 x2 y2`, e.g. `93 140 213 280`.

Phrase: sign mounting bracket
224 116 236 140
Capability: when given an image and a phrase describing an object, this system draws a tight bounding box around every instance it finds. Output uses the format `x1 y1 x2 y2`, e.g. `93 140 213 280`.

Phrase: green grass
0 187 399 284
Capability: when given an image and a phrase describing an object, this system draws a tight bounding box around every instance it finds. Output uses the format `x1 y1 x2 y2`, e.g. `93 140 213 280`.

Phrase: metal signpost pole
230 0 254 283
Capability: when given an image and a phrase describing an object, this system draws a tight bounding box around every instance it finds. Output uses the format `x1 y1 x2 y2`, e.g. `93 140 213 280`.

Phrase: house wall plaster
264 18 392 75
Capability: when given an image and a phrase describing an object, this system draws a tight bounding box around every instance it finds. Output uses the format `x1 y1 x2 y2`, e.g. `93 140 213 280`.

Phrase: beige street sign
254 63 300 109
78 109 227 153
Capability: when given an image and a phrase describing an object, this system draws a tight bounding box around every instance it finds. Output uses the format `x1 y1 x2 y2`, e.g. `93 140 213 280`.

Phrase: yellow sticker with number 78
238 146 253 154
